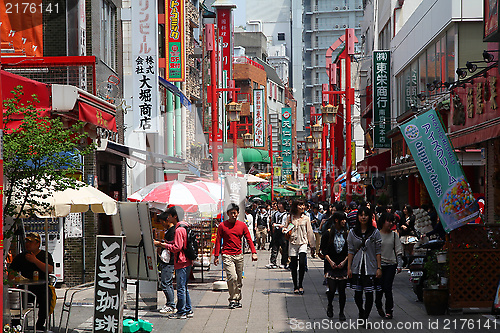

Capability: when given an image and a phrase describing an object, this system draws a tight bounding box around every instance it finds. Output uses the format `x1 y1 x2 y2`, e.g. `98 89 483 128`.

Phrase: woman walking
347 206 382 321
399 204 416 267
286 199 316 295
320 212 349 320
375 212 403 319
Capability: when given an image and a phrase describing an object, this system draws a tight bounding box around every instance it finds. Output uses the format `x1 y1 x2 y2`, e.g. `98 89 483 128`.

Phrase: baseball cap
25 232 41 243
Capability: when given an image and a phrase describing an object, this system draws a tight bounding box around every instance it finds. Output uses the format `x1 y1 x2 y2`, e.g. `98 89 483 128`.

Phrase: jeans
160 264 175 308
175 266 192 315
222 254 245 302
375 264 397 314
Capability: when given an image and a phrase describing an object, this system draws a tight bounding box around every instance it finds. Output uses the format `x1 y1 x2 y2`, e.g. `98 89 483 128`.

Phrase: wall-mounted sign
373 50 391 148
281 107 293 177
253 89 265 147
166 0 186 81
132 0 159 132
484 0 499 42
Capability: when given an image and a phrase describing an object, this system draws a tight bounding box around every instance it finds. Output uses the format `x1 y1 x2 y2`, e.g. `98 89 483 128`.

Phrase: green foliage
2 86 94 237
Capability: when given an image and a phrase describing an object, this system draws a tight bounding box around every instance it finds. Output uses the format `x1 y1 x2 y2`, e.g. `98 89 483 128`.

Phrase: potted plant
422 250 449 315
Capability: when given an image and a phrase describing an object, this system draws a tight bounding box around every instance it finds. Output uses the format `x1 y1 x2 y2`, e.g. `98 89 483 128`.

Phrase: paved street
52 249 498 333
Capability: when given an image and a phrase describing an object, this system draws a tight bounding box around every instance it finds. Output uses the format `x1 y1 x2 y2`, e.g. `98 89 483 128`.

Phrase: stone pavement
52 249 499 333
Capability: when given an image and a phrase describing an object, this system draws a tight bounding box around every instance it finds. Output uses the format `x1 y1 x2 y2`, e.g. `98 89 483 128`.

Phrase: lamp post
226 101 242 175
243 132 253 148
306 135 316 199
321 103 338 201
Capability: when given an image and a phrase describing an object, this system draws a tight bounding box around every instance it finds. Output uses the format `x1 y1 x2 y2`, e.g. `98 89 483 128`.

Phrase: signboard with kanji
93 236 125 333
300 162 309 174
132 0 159 132
166 0 186 81
372 50 391 148
217 8 233 80
281 107 293 177
253 89 265 147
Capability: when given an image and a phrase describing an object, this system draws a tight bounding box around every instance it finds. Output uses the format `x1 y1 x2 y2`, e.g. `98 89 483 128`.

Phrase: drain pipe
175 82 182 157
166 91 174 156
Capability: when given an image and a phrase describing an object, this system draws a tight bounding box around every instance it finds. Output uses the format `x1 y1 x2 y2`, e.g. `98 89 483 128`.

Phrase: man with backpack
162 206 194 319
214 203 258 309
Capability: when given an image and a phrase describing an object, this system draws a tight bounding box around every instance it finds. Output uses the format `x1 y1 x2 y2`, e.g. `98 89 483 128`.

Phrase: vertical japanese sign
281 107 293 177
166 0 185 81
223 175 247 222
132 0 159 132
373 50 391 148
93 236 125 333
253 89 265 147
217 8 233 82
400 109 480 232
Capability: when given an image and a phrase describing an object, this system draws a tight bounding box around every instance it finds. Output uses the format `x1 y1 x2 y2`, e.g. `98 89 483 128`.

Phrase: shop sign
281 107 293 177
166 0 186 81
400 109 479 232
373 50 391 148
371 176 385 190
300 162 309 175
217 8 233 80
484 0 499 42
253 89 264 147
132 0 159 132
93 236 125 333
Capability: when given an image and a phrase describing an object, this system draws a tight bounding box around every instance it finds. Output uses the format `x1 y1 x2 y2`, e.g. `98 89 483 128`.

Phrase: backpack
178 224 199 261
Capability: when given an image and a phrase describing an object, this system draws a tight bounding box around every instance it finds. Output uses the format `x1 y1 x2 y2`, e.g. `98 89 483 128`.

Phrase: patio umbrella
191 180 224 201
247 185 265 196
128 180 219 213
246 174 268 184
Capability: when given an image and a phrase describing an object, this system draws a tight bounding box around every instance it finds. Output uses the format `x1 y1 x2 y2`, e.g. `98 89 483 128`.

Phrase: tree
3 86 94 239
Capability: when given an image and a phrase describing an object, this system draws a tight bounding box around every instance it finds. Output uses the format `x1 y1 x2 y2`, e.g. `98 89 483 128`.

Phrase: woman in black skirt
347 206 382 321
320 212 349 320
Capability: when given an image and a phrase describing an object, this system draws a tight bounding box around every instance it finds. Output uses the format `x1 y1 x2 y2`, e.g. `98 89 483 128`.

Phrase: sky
232 0 246 27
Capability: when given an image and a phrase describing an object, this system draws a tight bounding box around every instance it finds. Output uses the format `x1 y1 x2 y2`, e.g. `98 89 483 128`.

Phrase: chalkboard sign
93 236 125 333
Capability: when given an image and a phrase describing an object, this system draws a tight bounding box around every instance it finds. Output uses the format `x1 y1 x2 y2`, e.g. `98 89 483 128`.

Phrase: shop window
101 0 117 69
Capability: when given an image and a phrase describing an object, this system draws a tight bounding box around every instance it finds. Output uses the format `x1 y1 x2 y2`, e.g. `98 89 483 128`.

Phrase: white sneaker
160 305 176 314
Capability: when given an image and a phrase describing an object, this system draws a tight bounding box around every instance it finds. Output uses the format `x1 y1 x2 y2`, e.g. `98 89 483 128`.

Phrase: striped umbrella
128 180 218 212
191 180 224 201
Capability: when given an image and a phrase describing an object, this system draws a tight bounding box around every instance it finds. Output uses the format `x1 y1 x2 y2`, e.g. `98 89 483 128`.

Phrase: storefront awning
158 77 192 112
357 150 391 173
51 84 117 132
220 148 271 163
97 139 200 176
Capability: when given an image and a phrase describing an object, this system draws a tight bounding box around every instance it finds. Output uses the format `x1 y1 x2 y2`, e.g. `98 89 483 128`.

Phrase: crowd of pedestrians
151 197 445 323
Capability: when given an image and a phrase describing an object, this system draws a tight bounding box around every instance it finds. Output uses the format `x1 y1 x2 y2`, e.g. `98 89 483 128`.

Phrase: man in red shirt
214 203 258 309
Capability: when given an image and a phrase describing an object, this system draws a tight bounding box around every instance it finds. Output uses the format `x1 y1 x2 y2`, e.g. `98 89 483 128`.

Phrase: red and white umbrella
191 180 224 201
128 180 218 212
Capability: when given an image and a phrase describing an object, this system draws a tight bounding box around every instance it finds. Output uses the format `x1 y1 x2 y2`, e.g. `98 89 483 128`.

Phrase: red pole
321 123 327 201
0 52 4 325
232 121 237 174
345 30 353 205
269 124 274 201
209 24 219 181
329 122 335 203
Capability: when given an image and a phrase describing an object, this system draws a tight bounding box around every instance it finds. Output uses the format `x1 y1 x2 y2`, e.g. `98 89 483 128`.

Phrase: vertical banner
281 107 293 178
400 109 479 232
132 0 159 132
93 236 125 333
223 175 247 222
373 50 391 148
217 8 233 82
166 0 186 81
253 89 265 147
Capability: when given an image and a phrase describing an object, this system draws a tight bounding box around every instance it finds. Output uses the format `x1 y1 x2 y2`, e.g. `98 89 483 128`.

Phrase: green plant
2 86 94 241
3 324 22 333
424 250 440 287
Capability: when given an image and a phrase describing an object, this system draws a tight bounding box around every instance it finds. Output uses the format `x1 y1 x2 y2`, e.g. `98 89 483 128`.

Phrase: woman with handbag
398 204 416 267
320 212 349 320
375 212 403 319
286 199 316 295
347 206 382 322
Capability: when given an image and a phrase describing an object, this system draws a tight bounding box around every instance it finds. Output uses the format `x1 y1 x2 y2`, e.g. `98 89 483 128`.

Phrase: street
53 249 498 333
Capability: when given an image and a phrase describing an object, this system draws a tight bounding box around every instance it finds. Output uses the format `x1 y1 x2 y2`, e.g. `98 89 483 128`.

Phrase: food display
439 177 478 227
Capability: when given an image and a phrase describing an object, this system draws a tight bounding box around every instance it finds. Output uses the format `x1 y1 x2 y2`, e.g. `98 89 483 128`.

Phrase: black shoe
339 313 346 321
327 305 333 318
228 301 237 309
377 307 385 318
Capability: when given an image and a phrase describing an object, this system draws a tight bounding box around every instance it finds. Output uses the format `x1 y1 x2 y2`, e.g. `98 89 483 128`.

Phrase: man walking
162 206 193 319
266 200 289 269
154 211 176 314
214 203 258 309
255 205 269 250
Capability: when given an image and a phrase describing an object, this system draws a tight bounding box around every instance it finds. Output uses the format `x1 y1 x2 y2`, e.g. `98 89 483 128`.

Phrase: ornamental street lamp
311 123 323 141
226 101 242 174
305 135 316 150
243 132 253 147
297 147 306 161
305 135 316 198
321 103 338 124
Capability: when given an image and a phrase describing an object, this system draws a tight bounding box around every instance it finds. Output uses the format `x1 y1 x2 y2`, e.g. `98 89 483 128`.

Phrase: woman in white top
375 212 403 320
286 199 316 295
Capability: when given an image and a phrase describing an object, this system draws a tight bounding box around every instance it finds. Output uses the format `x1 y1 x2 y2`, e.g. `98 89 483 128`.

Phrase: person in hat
9 232 55 331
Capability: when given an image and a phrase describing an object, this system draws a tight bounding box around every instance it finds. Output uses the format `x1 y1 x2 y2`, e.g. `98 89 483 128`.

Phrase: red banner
217 8 232 79
79 103 117 132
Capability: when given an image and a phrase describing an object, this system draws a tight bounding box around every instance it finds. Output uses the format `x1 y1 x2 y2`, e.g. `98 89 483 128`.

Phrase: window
101 0 117 69
278 33 285 41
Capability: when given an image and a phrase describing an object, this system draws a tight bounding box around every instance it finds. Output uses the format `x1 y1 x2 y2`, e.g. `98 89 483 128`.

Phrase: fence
448 224 500 308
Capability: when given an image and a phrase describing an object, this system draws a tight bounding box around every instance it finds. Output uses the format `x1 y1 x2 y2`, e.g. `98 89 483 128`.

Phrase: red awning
357 150 391 173
78 93 117 132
